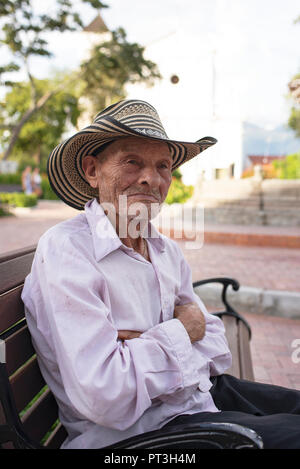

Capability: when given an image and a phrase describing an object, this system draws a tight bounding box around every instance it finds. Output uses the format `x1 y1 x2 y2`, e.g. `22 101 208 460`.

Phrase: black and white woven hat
47 99 217 210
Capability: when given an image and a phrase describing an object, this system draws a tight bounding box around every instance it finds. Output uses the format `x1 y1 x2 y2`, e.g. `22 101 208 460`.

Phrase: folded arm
119 301 206 343
174 247 232 379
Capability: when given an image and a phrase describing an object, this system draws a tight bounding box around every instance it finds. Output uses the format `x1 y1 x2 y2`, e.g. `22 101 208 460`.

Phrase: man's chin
124 200 162 220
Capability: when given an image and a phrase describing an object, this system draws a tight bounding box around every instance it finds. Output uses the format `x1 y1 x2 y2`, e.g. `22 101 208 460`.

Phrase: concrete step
158 224 300 249
203 229 300 249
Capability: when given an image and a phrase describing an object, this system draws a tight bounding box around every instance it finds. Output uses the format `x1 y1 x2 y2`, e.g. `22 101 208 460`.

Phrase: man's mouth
127 193 160 202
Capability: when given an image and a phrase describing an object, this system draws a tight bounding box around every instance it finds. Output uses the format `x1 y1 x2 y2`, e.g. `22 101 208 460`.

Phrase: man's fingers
173 302 206 343
118 330 142 341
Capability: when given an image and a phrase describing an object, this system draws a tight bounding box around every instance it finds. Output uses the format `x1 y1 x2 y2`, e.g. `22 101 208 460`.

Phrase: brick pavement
244 313 300 390
0 200 300 390
0 201 77 254
178 241 300 293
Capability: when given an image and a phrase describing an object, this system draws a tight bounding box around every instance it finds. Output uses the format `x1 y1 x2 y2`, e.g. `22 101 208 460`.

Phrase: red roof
248 155 286 165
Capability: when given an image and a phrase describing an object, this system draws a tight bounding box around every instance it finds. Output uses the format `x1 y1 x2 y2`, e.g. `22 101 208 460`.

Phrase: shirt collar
84 198 166 262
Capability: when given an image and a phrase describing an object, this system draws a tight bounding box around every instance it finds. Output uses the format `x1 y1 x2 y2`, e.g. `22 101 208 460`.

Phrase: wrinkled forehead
108 137 172 158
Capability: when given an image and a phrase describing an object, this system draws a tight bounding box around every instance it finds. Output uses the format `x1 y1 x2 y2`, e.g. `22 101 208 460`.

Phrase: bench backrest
0 246 67 449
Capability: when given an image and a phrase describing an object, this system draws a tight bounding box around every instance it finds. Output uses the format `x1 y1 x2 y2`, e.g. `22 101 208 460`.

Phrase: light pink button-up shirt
21 198 232 449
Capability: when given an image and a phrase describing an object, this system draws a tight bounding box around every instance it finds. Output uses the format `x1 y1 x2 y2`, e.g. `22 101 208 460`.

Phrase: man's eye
127 160 138 165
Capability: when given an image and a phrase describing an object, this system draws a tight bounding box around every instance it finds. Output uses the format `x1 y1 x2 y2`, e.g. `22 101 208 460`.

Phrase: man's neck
105 211 148 254
121 235 144 252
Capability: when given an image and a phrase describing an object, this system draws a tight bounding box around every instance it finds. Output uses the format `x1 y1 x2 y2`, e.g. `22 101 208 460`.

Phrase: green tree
287 16 300 138
272 153 300 179
0 76 81 169
165 168 194 204
171 168 183 180
288 94 300 138
0 1 160 161
80 27 160 116
0 0 107 160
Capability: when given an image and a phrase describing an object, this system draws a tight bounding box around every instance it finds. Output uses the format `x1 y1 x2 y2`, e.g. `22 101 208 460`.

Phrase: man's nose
138 166 160 188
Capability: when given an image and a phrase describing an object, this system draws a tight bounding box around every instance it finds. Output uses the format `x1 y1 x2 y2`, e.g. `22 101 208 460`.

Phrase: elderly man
22 99 300 449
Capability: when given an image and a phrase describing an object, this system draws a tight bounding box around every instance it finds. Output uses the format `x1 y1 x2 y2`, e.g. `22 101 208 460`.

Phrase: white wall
125 28 244 185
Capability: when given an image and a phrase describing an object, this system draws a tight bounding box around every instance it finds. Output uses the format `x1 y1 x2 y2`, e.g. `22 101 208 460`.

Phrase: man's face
84 137 173 221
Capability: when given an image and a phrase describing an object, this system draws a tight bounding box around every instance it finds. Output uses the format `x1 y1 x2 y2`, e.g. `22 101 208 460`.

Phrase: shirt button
198 380 212 393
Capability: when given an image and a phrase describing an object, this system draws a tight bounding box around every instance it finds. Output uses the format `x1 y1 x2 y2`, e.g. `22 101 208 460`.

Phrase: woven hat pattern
47 99 217 210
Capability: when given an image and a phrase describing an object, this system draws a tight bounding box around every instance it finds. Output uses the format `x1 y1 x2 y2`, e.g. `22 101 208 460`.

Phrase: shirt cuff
158 318 201 389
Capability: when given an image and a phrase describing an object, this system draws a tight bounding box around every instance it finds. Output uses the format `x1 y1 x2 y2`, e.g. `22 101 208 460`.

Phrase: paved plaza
1 200 300 389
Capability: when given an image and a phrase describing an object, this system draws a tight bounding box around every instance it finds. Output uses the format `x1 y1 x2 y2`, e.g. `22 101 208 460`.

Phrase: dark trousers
164 374 300 449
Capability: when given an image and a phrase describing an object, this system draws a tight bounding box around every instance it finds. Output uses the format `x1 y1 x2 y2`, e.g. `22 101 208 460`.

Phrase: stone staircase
191 178 300 227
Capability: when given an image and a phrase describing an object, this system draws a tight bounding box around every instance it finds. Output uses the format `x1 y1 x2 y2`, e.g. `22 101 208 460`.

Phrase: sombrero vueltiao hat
47 99 217 210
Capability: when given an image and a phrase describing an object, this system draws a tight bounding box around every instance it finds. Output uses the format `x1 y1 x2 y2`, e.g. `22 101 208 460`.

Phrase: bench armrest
193 277 252 339
106 422 263 449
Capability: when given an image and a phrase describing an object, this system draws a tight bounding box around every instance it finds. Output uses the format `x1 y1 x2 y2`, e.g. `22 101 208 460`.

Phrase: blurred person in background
32 167 42 197
21 166 33 195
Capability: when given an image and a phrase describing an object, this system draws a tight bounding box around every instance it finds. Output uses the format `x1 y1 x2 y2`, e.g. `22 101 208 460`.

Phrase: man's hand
118 330 142 341
118 301 206 344
174 302 206 343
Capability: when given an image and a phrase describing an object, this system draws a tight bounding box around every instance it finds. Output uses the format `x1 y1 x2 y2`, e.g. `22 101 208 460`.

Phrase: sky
2 0 300 130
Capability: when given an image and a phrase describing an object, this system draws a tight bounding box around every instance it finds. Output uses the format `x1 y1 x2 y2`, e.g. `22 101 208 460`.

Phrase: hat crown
93 99 168 140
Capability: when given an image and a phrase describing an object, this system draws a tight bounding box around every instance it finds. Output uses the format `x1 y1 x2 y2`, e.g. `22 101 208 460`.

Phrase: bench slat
0 285 25 333
10 356 46 413
222 315 240 379
238 321 255 381
44 423 68 449
21 388 59 443
0 252 35 295
5 325 35 376
0 246 36 264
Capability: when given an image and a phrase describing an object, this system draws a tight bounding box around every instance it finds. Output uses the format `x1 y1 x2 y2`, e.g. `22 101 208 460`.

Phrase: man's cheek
161 175 171 192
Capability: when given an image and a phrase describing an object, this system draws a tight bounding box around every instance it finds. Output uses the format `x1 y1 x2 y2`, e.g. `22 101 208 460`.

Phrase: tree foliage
288 106 300 138
287 17 300 139
0 0 107 160
288 70 300 140
272 153 300 179
80 27 161 115
0 0 107 82
0 76 81 168
165 169 194 204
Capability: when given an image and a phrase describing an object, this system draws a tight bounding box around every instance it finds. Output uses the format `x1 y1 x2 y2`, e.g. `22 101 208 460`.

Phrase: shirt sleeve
175 245 232 384
23 233 202 431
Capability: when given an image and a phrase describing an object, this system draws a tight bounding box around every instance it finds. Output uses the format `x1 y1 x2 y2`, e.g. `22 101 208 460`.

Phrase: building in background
76 15 111 130
247 155 286 168
123 26 299 185
78 13 299 185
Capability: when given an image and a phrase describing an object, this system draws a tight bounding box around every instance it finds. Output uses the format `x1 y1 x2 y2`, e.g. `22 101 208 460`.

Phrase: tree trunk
33 143 41 165
1 72 80 161
1 91 54 161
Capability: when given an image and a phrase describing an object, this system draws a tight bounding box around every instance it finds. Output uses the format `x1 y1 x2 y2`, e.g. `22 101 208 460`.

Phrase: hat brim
47 116 217 210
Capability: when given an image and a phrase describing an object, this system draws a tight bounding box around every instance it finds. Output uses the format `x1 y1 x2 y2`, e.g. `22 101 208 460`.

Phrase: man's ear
82 155 99 189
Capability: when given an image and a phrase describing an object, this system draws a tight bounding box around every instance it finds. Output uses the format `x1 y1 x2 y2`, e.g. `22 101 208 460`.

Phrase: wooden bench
0 245 260 450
